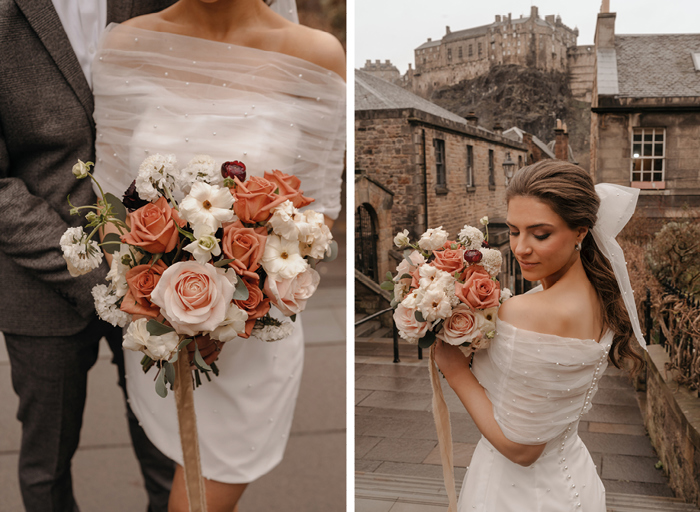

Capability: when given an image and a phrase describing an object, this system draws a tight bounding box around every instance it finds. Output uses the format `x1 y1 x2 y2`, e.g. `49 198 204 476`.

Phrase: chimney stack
465 112 479 127
530 6 538 19
427 38 432 42
601 0 610 13
554 119 569 161
594 9 616 49
493 123 503 135
495 14 501 22
446 25 451 34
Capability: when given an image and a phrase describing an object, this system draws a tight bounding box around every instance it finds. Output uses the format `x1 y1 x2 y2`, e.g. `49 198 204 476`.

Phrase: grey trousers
4 318 175 512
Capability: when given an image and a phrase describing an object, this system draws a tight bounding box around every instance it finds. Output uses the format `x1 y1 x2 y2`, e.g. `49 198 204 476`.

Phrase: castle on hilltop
362 6 586 98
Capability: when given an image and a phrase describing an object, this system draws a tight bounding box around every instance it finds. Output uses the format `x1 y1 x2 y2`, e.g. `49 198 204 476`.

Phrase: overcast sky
355 0 700 74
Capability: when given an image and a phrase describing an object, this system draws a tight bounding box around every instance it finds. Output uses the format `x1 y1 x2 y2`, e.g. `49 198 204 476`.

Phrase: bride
92 1 345 510
435 160 645 511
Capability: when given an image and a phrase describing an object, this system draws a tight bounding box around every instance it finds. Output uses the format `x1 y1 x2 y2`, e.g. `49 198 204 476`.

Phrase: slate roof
443 24 491 43
415 39 441 51
355 70 470 125
502 127 555 159
615 34 700 97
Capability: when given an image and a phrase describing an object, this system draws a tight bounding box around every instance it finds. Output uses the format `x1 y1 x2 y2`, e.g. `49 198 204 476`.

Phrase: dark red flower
122 180 150 211
482 240 490 248
464 250 483 263
221 161 247 182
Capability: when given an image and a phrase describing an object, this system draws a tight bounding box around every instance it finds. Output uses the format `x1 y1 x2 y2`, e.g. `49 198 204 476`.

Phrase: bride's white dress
91 24 345 483
459 304 612 511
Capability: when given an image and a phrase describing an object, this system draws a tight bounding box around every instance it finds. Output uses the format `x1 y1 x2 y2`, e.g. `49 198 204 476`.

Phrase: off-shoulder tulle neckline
103 23 345 83
496 315 609 345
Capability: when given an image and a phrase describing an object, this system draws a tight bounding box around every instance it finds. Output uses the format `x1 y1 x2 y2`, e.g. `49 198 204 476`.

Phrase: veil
591 183 647 351
268 0 299 24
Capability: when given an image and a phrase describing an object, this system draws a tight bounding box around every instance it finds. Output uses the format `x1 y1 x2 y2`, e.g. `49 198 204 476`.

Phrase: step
355 472 700 511
355 319 382 338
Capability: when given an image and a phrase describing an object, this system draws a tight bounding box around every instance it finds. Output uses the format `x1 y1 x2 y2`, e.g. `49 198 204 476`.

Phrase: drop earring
575 242 582 252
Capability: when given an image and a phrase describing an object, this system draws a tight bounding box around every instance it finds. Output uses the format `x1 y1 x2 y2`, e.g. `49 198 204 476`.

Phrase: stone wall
567 45 595 102
645 345 700 506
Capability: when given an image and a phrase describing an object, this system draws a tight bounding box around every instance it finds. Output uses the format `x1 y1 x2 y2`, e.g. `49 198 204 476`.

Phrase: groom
0 1 175 511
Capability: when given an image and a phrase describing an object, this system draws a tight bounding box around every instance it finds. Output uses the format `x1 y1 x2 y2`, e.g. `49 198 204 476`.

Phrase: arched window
355 203 378 280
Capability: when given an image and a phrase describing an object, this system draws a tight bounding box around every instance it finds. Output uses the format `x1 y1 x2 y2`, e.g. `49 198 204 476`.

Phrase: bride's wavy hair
506 159 643 372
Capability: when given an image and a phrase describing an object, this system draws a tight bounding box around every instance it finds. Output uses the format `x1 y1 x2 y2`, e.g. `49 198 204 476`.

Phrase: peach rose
150 261 234 336
432 245 466 274
263 267 320 317
221 221 267 280
455 266 500 310
121 196 185 254
231 176 287 224
393 303 429 343
120 260 168 318
263 170 314 209
395 250 425 278
234 277 271 337
436 304 481 346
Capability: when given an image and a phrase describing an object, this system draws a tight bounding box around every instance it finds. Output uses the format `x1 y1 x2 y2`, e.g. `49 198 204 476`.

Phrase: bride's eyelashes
508 232 551 240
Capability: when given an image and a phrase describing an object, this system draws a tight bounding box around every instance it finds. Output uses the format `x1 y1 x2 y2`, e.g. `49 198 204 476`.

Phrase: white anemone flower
179 181 235 231
418 288 452 322
184 225 221 264
417 226 449 251
135 153 178 202
268 200 302 241
261 234 309 280
298 210 333 259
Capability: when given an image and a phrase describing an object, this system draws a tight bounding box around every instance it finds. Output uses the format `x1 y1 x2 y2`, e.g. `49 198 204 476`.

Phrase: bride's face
506 196 586 284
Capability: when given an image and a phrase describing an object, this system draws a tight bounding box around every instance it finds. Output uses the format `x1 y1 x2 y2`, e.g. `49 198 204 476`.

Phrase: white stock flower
209 303 248 342
479 248 503 278
268 200 302 241
92 284 129 327
252 321 295 342
298 210 333 259
480 216 489 226
417 226 449 251
394 229 410 248
72 159 90 179
184 225 221 264
136 153 178 202
106 244 131 298
500 288 513 302
177 155 222 193
60 226 103 277
179 181 235 231
417 288 452 322
123 318 180 360
458 225 484 250
262 234 309 280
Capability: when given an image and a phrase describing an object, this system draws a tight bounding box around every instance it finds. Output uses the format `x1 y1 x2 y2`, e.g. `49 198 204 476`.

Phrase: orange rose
263 170 314 209
234 277 271 337
455 266 500 310
231 176 287 224
121 197 185 254
221 221 267 280
120 260 168 318
432 244 466 274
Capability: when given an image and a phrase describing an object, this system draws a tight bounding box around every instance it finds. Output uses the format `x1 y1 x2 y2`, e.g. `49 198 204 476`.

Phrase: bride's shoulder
276 23 346 79
498 289 578 339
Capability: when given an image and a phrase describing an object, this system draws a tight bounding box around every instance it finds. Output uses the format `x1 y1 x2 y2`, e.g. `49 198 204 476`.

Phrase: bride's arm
434 340 546 466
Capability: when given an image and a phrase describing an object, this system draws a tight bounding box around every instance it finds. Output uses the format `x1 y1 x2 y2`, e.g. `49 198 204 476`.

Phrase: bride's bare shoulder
498 290 577 338
276 23 346 79
120 13 168 30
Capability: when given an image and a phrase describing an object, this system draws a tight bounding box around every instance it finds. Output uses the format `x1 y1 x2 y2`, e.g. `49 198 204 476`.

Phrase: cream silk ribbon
175 348 208 512
429 345 458 512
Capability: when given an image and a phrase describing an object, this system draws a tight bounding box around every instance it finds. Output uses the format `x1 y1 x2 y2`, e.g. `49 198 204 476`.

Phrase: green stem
88 172 108 208
162 186 179 211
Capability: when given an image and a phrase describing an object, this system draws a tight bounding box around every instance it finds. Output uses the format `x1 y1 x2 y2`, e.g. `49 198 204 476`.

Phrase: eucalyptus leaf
155 367 168 398
105 193 127 223
213 258 235 268
399 273 412 280
163 360 175 386
418 330 436 349
390 298 399 308
149 253 163 268
403 249 414 266
193 343 211 372
321 240 338 262
146 320 175 337
233 277 249 301
176 223 196 241
100 233 122 254
385 271 393 281
415 310 426 323
380 280 394 291
290 314 297 322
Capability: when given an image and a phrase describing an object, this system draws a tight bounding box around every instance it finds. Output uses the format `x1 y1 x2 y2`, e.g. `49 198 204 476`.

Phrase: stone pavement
355 336 700 512
0 211 346 512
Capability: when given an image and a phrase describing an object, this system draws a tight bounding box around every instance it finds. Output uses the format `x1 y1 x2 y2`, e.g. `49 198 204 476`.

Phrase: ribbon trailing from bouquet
174 348 208 512
429 345 458 512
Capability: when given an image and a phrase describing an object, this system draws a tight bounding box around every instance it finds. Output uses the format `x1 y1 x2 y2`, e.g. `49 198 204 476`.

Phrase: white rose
417 226 449 251
393 303 429 344
268 200 302 241
263 267 320 316
72 159 90 179
394 229 410 248
417 288 453 322
500 288 513 302
184 225 221 264
480 216 489 226
123 318 180 360
209 303 248 342
395 250 425 278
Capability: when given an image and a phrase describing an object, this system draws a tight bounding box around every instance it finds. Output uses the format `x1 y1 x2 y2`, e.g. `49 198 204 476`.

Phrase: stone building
355 70 531 295
358 59 402 84
590 5 700 218
407 6 579 97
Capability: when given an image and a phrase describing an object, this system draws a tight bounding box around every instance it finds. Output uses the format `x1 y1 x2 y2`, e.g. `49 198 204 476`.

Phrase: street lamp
503 152 516 186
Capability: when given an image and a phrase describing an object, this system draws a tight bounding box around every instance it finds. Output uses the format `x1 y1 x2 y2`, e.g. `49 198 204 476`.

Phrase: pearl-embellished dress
91 24 345 483
458 290 611 511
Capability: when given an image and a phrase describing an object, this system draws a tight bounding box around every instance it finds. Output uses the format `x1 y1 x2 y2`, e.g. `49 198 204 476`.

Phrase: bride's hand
187 334 224 366
434 339 472 384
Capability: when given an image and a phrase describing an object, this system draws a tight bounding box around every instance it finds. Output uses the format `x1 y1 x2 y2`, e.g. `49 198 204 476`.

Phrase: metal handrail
355 307 394 327
355 307 423 363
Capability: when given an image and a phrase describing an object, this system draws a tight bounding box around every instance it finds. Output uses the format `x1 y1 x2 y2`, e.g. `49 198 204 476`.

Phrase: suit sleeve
0 119 107 319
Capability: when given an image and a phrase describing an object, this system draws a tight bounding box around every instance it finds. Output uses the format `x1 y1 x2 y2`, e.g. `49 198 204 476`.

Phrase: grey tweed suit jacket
0 0 173 336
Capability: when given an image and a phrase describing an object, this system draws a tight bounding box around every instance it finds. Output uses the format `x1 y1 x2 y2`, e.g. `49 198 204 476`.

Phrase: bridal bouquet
61 155 336 396
382 219 511 354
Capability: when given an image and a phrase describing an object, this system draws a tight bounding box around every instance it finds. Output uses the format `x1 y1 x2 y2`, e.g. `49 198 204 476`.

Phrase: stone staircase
355 472 700 512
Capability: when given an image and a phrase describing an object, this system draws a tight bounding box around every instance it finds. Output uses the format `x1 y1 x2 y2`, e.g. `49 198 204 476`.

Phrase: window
478 42 483 57
631 128 665 187
434 139 446 188
466 145 474 188
488 149 495 188
447 48 452 61
458 46 463 59
468 44 473 57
